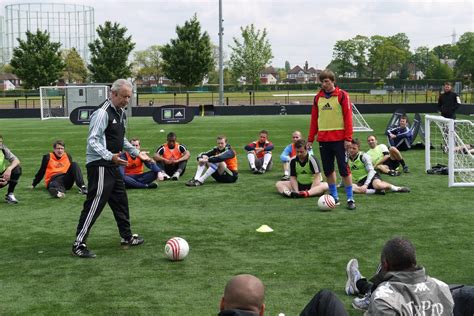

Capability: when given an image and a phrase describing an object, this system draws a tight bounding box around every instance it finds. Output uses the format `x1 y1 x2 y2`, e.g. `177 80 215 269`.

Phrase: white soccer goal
40 85 109 120
425 114 474 187
351 103 373 132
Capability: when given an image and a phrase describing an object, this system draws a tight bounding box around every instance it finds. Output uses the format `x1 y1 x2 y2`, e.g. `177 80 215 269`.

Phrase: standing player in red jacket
307 70 355 210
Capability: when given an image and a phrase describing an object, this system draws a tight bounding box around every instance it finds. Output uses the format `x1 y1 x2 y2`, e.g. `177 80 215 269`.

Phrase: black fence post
186 92 189 106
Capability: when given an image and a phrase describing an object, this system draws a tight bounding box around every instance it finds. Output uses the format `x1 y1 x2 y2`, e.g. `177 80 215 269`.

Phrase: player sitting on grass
31 139 88 198
245 129 273 174
348 139 410 195
186 135 238 186
386 115 413 151
275 139 328 198
344 237 454 313
279 130 314 181
119 138 160 189
154 132 190 180
366 135 409 176
0 134 22 204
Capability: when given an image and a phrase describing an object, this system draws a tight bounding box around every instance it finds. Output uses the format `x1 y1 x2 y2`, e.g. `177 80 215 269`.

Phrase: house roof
288 65 305 74
261 66 278 75
0 73 19 80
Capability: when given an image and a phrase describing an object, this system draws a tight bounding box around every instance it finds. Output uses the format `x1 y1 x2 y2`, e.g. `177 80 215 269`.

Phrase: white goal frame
40 85 109 120
351 103 373 132
425 114 474 187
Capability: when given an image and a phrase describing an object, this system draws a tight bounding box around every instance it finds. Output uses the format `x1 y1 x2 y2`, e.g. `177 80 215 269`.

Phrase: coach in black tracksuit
438 82 461 119
72 79 150 258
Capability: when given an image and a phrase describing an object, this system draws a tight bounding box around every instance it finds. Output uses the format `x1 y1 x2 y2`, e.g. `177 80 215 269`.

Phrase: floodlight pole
218 0 224 105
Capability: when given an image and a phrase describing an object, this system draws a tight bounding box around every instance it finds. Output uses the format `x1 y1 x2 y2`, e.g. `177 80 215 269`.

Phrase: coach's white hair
111 79 132 92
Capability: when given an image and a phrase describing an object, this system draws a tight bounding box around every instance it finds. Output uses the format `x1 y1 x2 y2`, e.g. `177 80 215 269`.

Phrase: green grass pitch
0 114 472 315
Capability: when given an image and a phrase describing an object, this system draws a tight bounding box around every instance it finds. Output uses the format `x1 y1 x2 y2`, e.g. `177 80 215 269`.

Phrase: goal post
351 103 373 132
425 114 474 187
40 85 109 120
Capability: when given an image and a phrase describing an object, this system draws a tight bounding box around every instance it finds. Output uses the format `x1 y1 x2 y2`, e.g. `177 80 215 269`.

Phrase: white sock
247 153 256 169
283 163 289 176
262 153 272 169
197 164 217 182
366 189 375 195
390 185 400 192
194 164 206 179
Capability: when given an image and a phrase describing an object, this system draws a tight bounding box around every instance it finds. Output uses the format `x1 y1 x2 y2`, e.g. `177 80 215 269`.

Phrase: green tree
432 44 460 59
410 46 437 76
455 32 474 77
229 24 273 90
133 45 162 81
88 21 135 82
331 35 369 78
62 48 88 83
368 36 410 79
426 59 454 79
332 39 356 76
161 15 214 87
352 35 370 78
0 63 14 74
10 30 64 89
277 69 287 82
284 61 291 73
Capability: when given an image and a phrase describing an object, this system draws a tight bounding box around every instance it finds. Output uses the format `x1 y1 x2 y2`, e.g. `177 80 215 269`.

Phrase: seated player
185 135 238 186
31 140 87 198
385 115 413 151
348 139 410 195
275 139 328 198
154 132 190 181
279 131 314 181
244 129 273 174
366 135 409 175
120 138 160 189
0 134 22 204
344 237 455 313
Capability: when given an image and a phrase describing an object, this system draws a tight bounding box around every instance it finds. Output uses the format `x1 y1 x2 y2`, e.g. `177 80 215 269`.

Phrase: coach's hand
306 141 313 150
112 153 128 166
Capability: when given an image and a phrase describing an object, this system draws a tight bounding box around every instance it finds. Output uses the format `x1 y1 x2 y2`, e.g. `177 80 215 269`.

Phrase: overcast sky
2 0 473 69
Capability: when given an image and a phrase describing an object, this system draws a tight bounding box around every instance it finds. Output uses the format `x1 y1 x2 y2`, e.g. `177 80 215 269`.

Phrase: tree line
3 13 473 90
328 32 474 81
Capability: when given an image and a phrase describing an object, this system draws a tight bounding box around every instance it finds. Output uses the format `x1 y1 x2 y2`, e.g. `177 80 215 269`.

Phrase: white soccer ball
318 194 336 211
165 237 189 261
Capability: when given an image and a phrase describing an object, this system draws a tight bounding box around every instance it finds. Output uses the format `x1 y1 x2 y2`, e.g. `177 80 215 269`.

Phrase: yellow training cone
256 225 273 233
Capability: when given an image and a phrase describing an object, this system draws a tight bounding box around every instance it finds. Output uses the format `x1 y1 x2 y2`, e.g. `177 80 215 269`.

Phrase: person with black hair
275 139 328 198
31 139 87 198
386 115 414 151
438 82 461 119
154 132 190 180
345 237 454 314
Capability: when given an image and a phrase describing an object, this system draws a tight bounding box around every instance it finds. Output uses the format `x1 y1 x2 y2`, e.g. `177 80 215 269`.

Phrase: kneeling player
275 139 328 198
348 139 410 195
185 135 238 186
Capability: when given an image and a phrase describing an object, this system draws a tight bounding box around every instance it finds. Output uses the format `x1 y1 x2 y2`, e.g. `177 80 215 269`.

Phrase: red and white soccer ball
318 194 336 211
165 237 189 261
